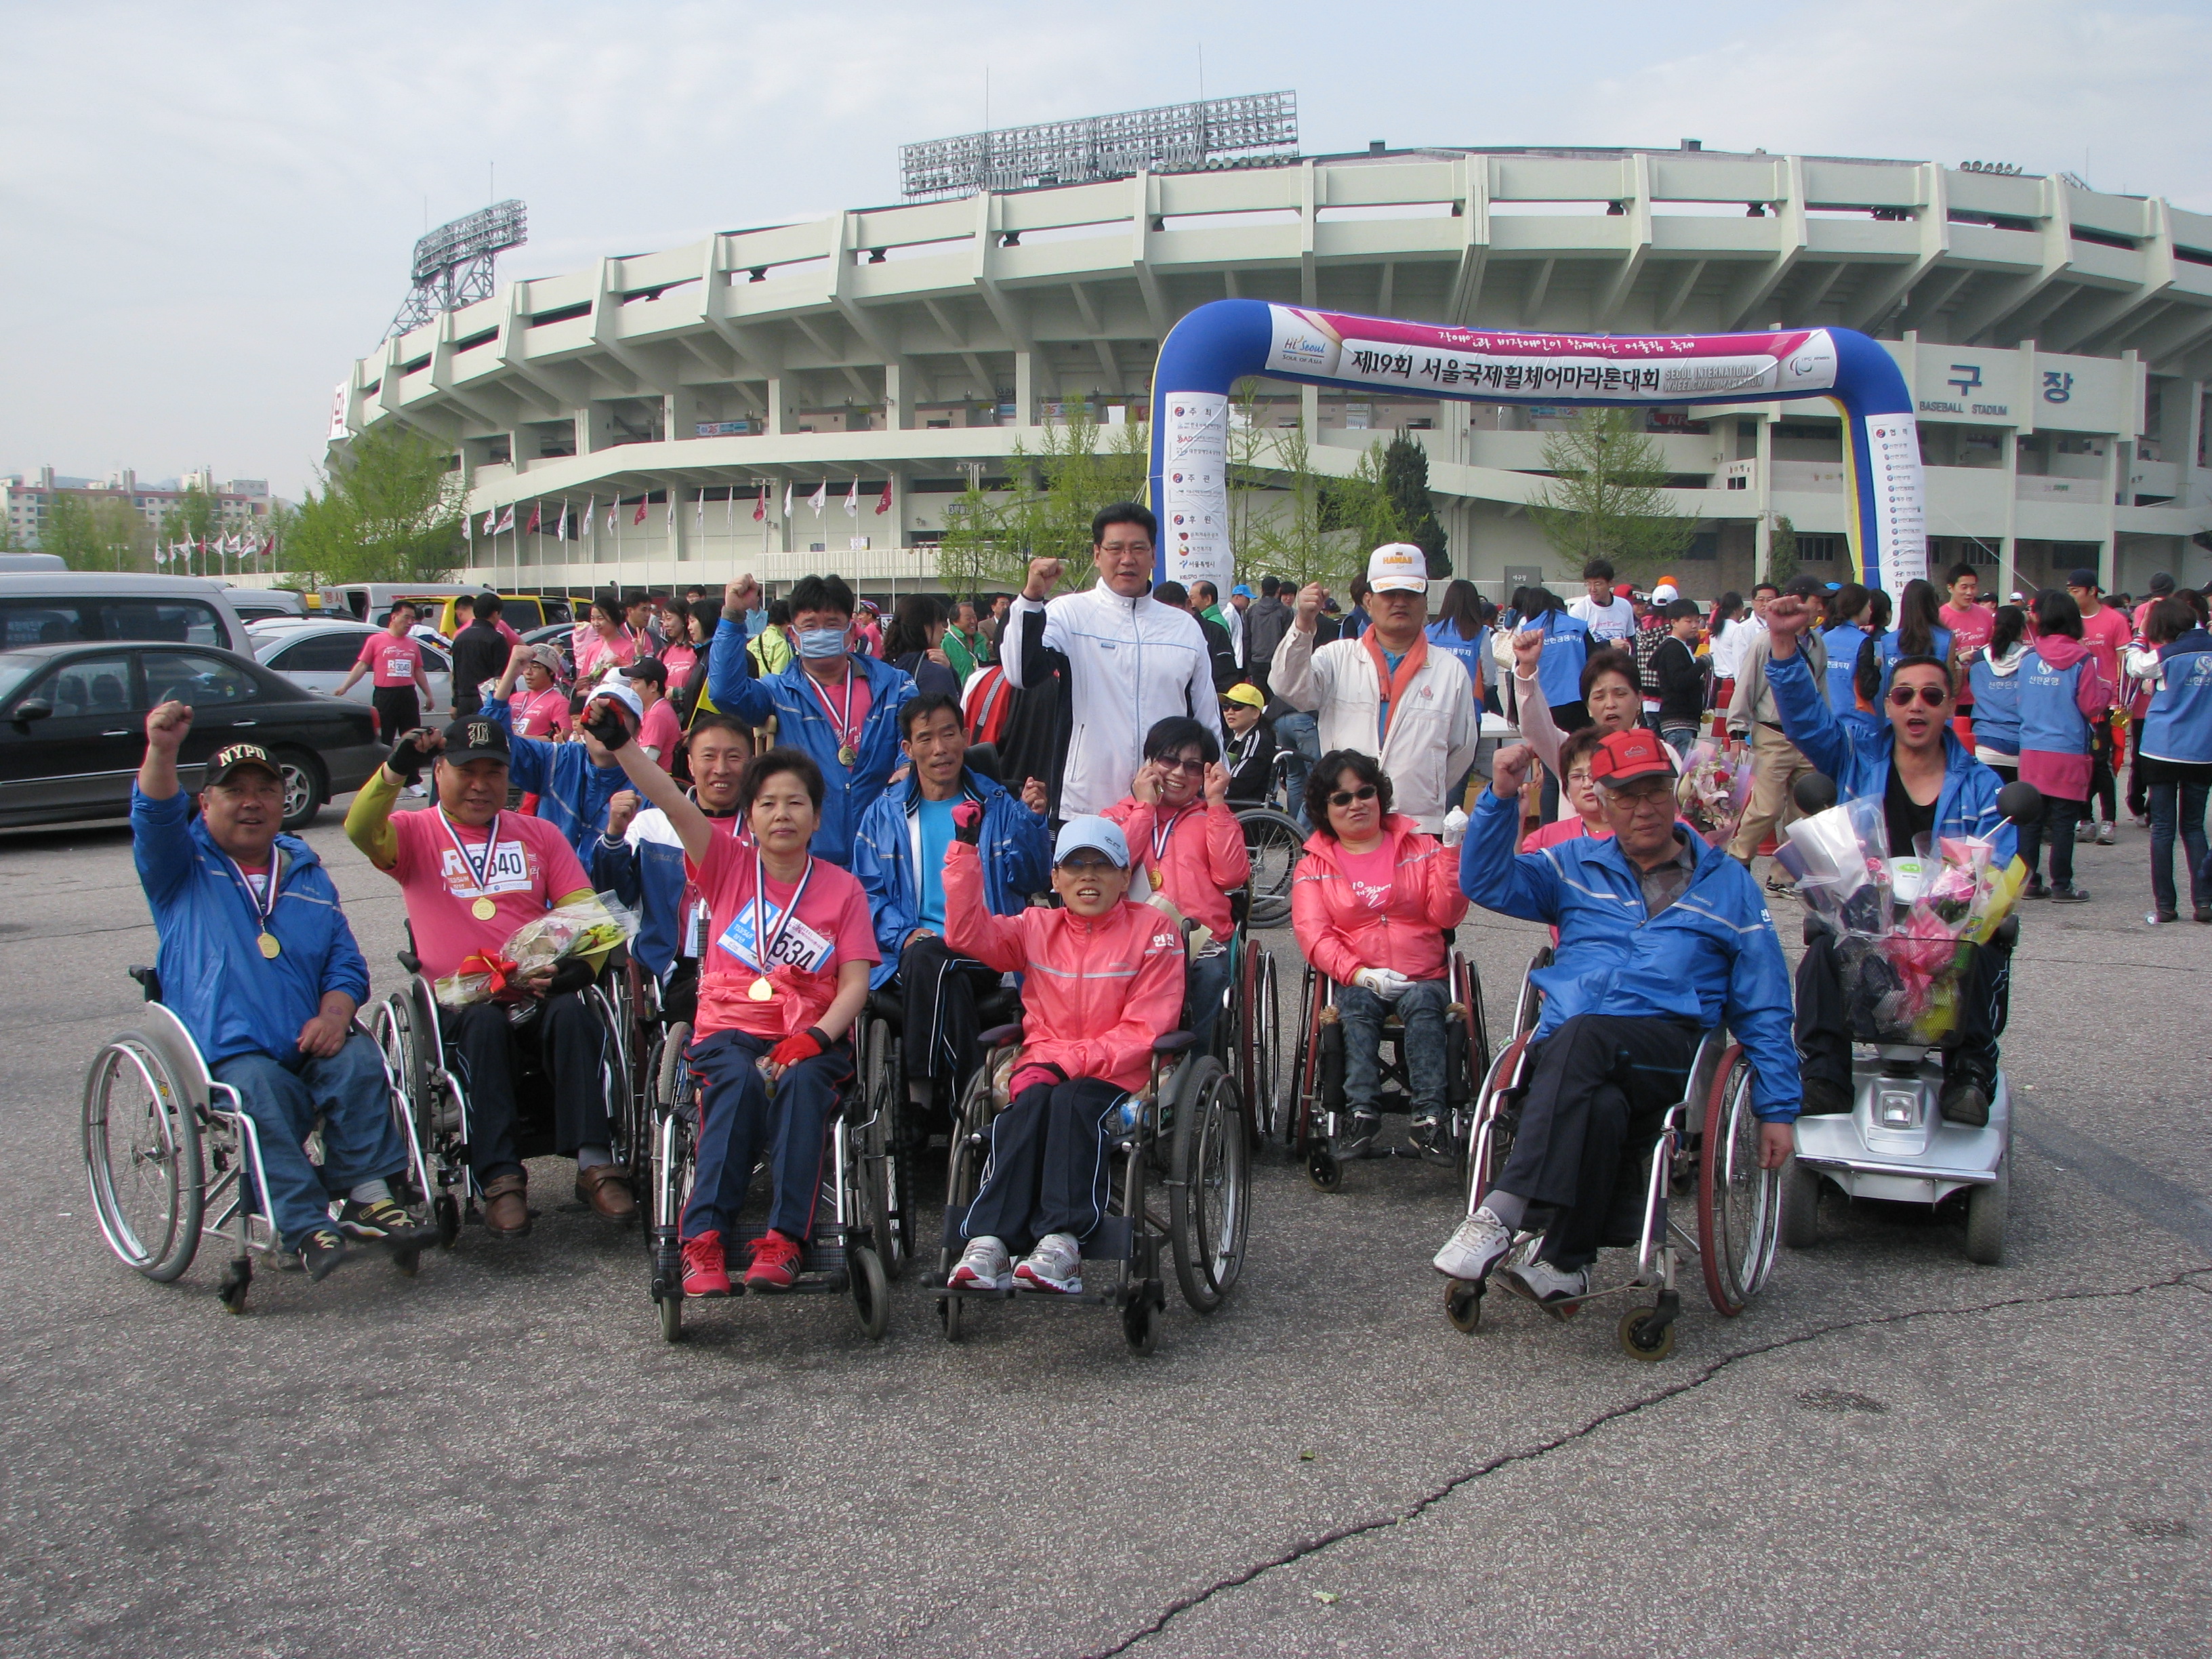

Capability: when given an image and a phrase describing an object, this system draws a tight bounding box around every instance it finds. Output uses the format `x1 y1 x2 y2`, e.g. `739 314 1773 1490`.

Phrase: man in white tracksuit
1271 543 1479 832
1002 501 1224 819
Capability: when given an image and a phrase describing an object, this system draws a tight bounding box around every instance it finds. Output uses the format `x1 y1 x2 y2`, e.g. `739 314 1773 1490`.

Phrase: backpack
963 663 1017 746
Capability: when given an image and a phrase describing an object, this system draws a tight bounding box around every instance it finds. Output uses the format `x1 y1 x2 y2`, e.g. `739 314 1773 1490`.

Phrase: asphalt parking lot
2 805 2207 1657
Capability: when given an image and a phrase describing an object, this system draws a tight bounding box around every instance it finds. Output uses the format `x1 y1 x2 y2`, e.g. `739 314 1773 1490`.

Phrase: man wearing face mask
1001 502 1223 819
705 570 916 863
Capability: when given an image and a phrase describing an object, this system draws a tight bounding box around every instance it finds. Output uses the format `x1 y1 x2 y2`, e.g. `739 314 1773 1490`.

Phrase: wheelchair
1450 947 1780 1360
641 1019 892 1344
367 938 644 1244
1286 945 1490 1190
1234 802 1305 929
933 961 1254 1354
83 966 434 1313
1186 889 1285 1151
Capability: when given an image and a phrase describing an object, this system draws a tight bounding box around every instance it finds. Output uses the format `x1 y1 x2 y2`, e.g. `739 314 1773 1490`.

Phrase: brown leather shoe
576 1163 636 1221
482 1172 531 1237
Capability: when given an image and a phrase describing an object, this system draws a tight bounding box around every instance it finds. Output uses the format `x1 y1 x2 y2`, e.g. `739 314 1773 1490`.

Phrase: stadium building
335 134 2212 602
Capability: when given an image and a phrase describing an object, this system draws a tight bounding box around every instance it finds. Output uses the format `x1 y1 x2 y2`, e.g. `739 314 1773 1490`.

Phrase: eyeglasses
1329 785 1379 807
1887 684 1950 708
1156 754 1208 775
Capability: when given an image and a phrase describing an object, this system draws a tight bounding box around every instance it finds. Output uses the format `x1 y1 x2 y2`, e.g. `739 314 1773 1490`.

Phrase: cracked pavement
1 813 2207 1657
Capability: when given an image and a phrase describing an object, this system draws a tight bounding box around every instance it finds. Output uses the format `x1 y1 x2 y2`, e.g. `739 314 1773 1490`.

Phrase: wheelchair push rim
1698 1043 1781 1316
1169 1055 1250 1313
83 1035 204 1281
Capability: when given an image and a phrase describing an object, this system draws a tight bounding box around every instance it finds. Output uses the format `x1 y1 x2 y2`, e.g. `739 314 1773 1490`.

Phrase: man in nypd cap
133 699 428 1282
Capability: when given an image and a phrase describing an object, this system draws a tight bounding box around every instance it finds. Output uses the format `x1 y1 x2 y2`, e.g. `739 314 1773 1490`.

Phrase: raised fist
144 700 192 752
1023 558 1065 601
951 798 983 845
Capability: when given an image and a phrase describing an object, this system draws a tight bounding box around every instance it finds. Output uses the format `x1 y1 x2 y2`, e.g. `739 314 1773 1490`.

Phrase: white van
0 572 253 655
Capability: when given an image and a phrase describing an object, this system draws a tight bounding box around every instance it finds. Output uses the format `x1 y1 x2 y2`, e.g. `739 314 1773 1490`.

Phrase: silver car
251 619 454 721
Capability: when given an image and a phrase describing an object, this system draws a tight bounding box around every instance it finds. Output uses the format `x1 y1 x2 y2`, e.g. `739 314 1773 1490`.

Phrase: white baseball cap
1366 542 1428 594
1652 582 1679 603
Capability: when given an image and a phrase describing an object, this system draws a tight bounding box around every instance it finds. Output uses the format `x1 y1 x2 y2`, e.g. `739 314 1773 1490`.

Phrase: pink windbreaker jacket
1291 815 1469 987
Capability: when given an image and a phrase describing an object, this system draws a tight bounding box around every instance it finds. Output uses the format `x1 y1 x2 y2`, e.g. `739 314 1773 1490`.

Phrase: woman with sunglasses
1290 750 1469 1159
1759 591 2022 1128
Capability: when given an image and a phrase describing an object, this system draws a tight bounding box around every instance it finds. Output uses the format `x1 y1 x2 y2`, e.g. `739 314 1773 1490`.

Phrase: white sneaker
949 1235 1012 1292
1431 1206 1513 1283
2096 820 2116 846
1014 1232 1083 1294
1501 1256 1589 1318
2073 819 2095 844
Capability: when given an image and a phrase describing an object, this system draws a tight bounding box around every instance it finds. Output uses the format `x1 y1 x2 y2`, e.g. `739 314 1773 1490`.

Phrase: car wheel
275 749 326 830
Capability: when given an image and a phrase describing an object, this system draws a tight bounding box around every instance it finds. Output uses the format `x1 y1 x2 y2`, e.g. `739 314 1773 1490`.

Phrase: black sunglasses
1329 784 1379 807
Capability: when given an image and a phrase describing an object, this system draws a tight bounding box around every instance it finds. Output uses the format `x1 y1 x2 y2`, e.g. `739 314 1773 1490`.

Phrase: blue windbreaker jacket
2139 629 2212 764
706 625 916 861
483 699 626 859
131 786 370 1066
850 769 1051 989
1457 787 1801 1120
1768 647 2018 866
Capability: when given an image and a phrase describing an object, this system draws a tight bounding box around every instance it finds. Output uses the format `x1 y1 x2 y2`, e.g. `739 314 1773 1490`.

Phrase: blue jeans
684 1028 853 1242
210 1031 405 1251
2148 779 2211 916
1661 725 1699 760
1336 977 1450 1119
1188 946 1233 1058
1275 710 1319 830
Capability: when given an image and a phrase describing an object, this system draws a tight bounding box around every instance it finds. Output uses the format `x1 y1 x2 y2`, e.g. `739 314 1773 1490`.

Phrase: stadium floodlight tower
901 91 1297 201
387 199 528 337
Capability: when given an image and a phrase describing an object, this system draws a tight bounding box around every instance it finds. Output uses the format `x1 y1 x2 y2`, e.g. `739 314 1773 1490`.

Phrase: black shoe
2050 884 2091 903
2021 878 2049 900
338 1197 436 1246
1408 1111 1445 1155
1336 1111 1381 1158
2195 906 2212 924
298 1229 346 1282
1940 1082 1991 1128
1799 1077 1852 1117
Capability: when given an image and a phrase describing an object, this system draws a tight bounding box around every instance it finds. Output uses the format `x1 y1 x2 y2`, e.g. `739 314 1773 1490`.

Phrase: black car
0 640 386 832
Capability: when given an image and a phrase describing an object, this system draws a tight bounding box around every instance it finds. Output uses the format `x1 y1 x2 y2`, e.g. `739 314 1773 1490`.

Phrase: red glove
951 798 983 844
1008 1061 1068 1097
769 1028 827 1068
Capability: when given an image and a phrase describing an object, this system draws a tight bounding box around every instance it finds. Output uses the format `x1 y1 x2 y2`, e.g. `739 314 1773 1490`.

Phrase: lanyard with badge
224 853 283 959
805 669 860 769
436 805 506 920
744 846 815 1000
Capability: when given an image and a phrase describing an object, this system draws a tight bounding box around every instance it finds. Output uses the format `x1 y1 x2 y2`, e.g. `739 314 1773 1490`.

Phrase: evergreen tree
1381 431 1449 577
1529 408 1696 580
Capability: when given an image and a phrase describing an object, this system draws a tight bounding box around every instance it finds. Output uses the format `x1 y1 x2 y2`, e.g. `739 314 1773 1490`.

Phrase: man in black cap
344 713 635 1235
134 705 428 1279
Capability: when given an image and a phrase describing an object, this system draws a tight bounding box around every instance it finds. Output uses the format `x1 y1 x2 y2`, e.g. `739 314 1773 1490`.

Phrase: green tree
47 494 150 571
1528 408 1696 581
1381 432 1449 577
1767 514 1800 589
1321 439 1412 560
286 426 465 584
935 405 1146 597
156 484 220 571
1240 421 1362 593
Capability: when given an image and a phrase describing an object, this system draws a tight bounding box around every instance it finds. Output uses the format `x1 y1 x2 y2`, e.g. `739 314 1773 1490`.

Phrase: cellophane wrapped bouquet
1676 739 1753 847
435 890 640 1010
1776 805 2023 1043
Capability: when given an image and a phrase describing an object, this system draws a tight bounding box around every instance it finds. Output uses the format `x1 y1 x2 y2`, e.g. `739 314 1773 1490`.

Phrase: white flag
782 481 792 518
583 495 595 537
482 509 497 535
608 501 617 533
808 480 827 517
493 505 516 535
666 492 677 532
844 478 859 517
696 492 705 531
556 503 568 541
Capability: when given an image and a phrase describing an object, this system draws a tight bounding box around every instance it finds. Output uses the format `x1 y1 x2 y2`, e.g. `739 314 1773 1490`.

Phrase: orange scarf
1361 630 1430 741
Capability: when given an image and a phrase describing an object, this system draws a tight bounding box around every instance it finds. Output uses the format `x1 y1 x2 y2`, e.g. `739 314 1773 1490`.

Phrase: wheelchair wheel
937 1065 992 1344
583 985 642 1204
1698 1044 1780 1316
1242 947 1284 1145
850 1244 890 1340
83 1035 203 1281
1618 1307 1676 1361
650 1023 695 1340
1780 1158 1822 1250
1121 1291 1159 1355
659 1289 684 1344
1235 808 1304 929
857 1016 909 1276
1169 1056 1249 1313
1444 1277 1484 1334
1964 1159 2007 1266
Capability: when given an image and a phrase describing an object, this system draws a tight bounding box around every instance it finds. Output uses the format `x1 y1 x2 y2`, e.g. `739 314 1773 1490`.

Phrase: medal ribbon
1149 803 1197 870
434 806 503 903
751 847 816 975
222 853 279 938
803 663 858 754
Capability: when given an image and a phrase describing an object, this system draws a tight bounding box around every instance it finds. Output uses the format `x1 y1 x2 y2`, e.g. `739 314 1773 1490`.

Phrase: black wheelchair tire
1169 1056 1249 1314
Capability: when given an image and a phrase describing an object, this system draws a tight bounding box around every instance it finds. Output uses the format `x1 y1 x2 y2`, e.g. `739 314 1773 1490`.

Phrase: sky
4 0 2207 499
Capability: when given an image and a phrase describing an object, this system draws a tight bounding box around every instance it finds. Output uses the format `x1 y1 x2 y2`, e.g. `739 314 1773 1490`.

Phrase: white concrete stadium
335 142 2212 601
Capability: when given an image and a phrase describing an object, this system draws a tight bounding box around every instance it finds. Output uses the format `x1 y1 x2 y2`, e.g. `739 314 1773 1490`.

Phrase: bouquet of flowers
434 890 640 1010
1676 739 1753 846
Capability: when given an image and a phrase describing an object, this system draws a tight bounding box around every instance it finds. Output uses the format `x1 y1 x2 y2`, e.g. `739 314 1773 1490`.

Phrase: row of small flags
467 478 895 541
155 534 274 566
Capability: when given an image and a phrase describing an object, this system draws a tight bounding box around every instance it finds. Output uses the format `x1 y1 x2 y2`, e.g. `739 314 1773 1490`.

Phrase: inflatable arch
1146 297 1925 597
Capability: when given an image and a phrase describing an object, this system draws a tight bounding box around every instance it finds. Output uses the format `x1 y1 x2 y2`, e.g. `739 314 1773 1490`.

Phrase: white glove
1355 968 1414 1000
1439 806 1469 848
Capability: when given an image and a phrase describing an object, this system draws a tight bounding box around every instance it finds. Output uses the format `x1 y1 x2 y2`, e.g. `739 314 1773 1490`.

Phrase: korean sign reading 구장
1263 306 1841 403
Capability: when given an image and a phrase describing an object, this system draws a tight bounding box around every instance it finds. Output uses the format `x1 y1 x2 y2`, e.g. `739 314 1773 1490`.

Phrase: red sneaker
680 1231 731 1298
743 1229 804 1292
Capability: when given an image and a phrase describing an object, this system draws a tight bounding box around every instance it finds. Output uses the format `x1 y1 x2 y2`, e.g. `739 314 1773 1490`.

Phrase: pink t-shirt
359 632 426 687
797 666 872 762
385 806 592 981
2076 606 2132 704
1940 602 1994 659
637 697 682 769
509 687 571 740
573 626 638 678
1521 816 1611 853
1338 844 1397 910
691 835 878 1039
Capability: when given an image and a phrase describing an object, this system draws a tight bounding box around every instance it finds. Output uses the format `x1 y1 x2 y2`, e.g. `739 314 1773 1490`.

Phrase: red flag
875 479 892 515
525 502 541 534
632 497 649 525
752 485 766 523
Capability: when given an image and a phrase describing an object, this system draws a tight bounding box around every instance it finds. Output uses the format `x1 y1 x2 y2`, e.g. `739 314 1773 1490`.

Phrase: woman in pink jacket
943 813 1188 1296
1102 717 1252 1054
1292 750 1470 1158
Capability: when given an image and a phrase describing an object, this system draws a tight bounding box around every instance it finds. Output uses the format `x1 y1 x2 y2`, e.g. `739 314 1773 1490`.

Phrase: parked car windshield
0 596 224 648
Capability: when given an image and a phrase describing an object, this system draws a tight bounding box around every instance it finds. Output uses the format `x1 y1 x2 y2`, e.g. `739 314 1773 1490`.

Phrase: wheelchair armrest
396 949 422 975
127 964 162 1004
978 1022 1025 1051
1152 1031 1197 1057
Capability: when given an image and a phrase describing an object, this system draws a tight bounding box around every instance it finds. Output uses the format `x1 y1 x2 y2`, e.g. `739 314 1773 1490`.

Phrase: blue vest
1532 610 1590 707
2018 647 2091 756
1875 626 1953 703
1965 652 2022 755
2139 633 2212 765
1821 623 1869 712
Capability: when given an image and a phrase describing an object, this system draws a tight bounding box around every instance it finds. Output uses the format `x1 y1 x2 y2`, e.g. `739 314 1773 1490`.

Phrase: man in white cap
1271 544 1479 831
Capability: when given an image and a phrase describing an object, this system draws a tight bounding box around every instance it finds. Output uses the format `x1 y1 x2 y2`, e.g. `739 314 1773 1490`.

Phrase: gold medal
472 896 498 920
258 931 281 960
837 743 857 769
748 976 775 1000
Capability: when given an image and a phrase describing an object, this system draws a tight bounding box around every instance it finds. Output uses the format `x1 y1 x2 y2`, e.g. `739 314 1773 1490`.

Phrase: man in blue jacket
706 572 916 863
851 693 1051 1101
1763 592 2020 1126
483 644 628 857
133 704 425 1281
1433 729 1799 1313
